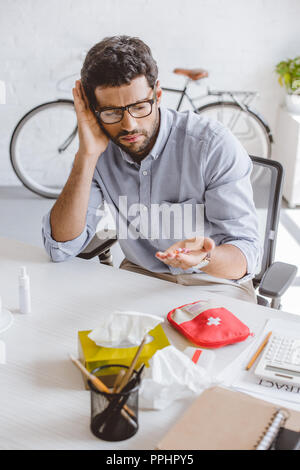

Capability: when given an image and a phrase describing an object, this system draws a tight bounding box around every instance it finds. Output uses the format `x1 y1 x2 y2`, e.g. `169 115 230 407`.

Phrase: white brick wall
0 0 299 185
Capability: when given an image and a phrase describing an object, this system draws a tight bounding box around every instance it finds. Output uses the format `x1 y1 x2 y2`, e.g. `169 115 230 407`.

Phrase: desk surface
0 237 299 450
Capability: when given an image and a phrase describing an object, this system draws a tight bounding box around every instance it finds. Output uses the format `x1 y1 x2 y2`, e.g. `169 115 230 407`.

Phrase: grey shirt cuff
42 211 89 262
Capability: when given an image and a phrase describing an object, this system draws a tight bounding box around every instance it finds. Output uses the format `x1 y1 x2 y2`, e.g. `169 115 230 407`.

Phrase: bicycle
10 67 273 199
163 67 273 157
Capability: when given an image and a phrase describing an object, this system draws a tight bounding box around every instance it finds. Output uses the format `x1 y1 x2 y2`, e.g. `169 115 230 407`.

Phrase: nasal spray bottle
19 266 31 314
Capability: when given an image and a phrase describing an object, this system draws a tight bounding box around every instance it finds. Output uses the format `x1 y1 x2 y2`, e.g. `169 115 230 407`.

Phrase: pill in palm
174 248 191 254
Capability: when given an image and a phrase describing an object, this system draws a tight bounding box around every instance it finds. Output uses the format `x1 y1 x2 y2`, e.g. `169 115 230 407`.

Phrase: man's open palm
155 237 215 270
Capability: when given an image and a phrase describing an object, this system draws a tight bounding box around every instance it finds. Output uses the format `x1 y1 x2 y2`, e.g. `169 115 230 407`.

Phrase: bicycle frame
162 79 258 112
162 81 199 111
55 99 78 153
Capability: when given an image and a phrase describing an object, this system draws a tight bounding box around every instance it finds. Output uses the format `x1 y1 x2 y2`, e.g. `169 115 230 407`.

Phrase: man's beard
99 108 160 163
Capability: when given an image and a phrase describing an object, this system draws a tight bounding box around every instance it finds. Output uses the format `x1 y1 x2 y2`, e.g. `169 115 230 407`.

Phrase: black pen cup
88 364 140 441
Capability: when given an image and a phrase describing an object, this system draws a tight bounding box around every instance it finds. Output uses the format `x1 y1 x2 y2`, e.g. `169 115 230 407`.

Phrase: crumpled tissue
139 345 213 410
88 310 164 348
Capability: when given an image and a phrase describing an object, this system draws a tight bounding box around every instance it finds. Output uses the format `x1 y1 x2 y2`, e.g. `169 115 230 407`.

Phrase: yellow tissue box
78 324 170 389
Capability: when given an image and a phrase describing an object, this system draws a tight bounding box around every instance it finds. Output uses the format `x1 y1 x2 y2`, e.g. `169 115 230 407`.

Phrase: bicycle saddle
173 68 208 80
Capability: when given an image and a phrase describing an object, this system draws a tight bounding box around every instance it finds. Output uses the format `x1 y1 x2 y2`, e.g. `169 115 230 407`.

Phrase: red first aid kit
167 300 252 348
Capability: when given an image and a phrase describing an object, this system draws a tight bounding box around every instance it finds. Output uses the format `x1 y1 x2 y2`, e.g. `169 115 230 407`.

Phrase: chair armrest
258 261 297 299
76 229 117 260
256 295 270 307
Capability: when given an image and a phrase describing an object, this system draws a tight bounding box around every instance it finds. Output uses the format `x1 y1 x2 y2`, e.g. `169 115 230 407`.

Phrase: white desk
0 237 299 450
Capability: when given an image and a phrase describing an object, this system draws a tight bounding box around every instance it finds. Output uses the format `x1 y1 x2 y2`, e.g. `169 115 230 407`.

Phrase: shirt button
142 170 148 176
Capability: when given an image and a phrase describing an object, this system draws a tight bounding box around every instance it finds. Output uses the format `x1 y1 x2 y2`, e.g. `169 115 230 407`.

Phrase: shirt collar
119 107 172 165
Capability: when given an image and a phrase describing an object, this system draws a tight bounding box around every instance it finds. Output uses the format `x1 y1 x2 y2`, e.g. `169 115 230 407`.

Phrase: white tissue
88 310 164 347
139 345 212 410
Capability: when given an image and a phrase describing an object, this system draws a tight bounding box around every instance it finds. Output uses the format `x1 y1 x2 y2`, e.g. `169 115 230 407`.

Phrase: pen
245 331 272 371
136 363 145 381
124 363 146 391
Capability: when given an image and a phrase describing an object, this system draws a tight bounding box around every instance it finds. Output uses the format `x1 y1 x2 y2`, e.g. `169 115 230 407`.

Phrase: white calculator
254 332 300 386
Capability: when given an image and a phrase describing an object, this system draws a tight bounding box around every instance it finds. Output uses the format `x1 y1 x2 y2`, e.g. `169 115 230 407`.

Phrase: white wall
0 0 299 185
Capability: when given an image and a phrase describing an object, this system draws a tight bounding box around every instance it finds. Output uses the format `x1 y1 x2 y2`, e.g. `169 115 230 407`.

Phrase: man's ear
155 79 162 106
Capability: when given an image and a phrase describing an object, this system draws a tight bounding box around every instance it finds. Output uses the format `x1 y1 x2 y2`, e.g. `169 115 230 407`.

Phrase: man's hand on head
73 80 109 162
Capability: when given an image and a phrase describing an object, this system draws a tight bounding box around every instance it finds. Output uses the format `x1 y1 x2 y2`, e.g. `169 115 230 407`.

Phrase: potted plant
276 56 300 113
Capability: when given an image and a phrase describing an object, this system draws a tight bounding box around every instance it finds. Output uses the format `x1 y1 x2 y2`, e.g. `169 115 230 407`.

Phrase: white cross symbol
207 317 221 326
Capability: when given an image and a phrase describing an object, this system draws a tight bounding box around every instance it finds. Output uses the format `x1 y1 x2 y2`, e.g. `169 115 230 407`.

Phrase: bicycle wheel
10 99 78 198
196 101 272 158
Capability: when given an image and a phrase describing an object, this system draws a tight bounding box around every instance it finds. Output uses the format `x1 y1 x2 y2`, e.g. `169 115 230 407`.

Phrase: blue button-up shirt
42 107 261 281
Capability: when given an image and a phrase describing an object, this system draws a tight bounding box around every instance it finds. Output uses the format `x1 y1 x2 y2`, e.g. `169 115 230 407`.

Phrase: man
42 35 261 303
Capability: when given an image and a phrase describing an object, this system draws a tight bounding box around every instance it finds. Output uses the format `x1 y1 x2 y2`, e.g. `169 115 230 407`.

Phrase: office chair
77 156 297 310
249 156 297 308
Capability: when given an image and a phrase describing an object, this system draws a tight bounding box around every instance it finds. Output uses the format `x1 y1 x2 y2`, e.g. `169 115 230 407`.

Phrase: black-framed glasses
94 84 157 124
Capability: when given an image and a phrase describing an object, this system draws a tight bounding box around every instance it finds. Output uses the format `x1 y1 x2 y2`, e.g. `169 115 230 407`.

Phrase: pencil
116 336 147 393
112 369 126 393
245 331 272 371
69 354 136 420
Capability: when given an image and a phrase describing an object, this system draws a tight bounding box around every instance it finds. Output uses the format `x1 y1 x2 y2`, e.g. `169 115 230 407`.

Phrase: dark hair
81 35 158 108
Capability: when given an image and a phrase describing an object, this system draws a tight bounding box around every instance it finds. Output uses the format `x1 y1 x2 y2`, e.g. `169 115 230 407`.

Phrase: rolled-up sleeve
42 174 104 262
204 128 262 280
